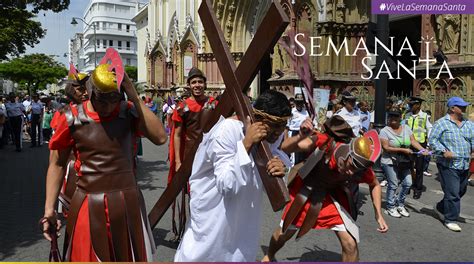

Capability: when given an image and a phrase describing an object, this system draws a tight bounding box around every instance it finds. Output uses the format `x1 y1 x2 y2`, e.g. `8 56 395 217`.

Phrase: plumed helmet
90 64 120 93
68 63 89 83
87 48 125 101
187 67 206 84
333 130 382 171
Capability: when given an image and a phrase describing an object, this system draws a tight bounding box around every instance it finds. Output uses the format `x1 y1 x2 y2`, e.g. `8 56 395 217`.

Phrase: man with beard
174 90 290 262
168 67 217 239
40 49 167 261
262 116 388 262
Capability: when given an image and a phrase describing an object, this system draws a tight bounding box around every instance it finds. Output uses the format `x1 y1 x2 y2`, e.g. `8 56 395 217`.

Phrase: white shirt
175 116 266 262
5 102 25 117
335 107 361 136
287 107 309 131
22 99 31 112
30 101 44 115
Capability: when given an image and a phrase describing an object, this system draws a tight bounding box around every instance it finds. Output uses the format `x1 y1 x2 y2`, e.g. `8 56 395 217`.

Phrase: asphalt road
0 138 472 261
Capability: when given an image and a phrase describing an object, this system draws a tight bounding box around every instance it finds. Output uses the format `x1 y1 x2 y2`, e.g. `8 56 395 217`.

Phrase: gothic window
449 78 465 97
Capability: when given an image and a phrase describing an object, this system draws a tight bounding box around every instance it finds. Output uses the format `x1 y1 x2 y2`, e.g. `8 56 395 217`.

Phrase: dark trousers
9 116 22 150
412 142 427 194
31 114 41 146
436 164 469 223
43 128 51 142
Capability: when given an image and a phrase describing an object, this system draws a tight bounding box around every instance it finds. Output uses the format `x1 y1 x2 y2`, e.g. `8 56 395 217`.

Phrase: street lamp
71 17 97 67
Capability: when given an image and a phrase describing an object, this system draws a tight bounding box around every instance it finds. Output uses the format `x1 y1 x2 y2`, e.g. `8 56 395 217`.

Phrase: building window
126 58 131 65
109 40 113 47
102 22 107 30
118 23 122 31
126 25 130 32
103 39 106 47
118 40 122 49
126 41 130 50
96 39 100 46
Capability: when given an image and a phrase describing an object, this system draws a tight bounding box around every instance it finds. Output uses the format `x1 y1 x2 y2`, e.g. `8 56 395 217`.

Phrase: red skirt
281 176 346 229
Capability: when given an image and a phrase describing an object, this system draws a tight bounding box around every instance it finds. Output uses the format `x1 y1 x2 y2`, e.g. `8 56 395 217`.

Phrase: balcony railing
83 26 136 37
83 45 137 54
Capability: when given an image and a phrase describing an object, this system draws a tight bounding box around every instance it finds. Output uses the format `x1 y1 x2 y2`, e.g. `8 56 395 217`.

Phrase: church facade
134 1 473 118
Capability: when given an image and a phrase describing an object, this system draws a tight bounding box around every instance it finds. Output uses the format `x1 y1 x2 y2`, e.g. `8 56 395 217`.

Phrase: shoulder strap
77 103 94 124
64 106 77 127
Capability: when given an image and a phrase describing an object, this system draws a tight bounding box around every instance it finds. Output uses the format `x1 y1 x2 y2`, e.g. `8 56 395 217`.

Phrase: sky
25 0 91 66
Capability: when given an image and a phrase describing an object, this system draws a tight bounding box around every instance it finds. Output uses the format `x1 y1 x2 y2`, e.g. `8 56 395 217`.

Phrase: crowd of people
2 49 470 262
0 92 67 151
291 91 474 233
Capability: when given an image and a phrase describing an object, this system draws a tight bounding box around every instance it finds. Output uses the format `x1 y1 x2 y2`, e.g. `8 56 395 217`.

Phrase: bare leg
262 227 297 262
335 230 359 262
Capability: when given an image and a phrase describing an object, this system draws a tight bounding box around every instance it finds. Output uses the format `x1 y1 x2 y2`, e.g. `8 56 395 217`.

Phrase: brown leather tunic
63 102 154 261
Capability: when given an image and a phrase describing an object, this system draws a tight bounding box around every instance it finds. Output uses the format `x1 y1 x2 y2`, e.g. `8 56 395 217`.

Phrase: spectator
370 98 393 129
335 91 361 136
5 93 26 152
358 101 371 133
430 97 474 232
403 96 432 199
380 108 428 218
42 106 53 143
469 112 474 187
287 93 310 165
29 93 44 147
423 110 433 176
289 97 295 109
0 95 5 148
0 100 5 149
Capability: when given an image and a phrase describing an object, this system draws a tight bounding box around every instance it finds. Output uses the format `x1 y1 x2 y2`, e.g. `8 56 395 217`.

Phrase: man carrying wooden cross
174 90 290 262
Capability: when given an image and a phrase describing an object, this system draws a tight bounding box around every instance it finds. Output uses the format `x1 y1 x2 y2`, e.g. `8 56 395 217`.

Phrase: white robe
174 116 265 262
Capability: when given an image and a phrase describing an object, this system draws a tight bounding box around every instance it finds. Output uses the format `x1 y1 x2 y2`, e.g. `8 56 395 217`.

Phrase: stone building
135 1 473 118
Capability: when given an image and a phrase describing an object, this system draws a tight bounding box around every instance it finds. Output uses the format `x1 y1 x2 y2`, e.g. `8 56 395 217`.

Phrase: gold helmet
68 63 89 84
87 48 124 102
90 64 120 94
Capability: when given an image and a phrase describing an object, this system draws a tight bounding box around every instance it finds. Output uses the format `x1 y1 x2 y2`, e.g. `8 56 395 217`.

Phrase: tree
0 53 67 94
125 65 138 82
0 1 70 60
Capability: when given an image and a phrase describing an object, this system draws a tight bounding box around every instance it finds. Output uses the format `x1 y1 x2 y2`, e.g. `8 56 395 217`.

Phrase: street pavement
0 138 473 261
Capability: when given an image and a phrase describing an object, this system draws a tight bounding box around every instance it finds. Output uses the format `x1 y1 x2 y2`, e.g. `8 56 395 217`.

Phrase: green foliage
125 65 138 82
0 1 70 60
0 53 67 94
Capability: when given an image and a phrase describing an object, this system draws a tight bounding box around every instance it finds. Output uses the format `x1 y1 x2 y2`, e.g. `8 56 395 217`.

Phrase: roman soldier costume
167 67 217 239
48 49 154 261
282 116 382 241
57 64 89 216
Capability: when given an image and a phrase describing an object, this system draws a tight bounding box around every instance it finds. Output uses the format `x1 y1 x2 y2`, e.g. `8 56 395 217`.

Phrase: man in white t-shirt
287 93 310 164
335 91 361 136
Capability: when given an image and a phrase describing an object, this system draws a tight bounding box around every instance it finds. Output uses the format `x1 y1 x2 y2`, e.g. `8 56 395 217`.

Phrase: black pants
31 114 41 146
9 116 22 150
43 128 52 142
413 141 428 194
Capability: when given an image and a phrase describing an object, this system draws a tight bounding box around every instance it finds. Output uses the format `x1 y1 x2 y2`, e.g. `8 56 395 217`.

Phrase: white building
69 33 85 70
80 0 145 72
131 3 149 84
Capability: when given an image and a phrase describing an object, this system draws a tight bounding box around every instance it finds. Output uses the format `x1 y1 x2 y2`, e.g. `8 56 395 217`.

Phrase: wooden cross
148 0 290 228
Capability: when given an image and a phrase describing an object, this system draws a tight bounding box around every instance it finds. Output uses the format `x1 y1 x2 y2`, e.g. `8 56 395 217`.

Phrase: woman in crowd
379 108 428 218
